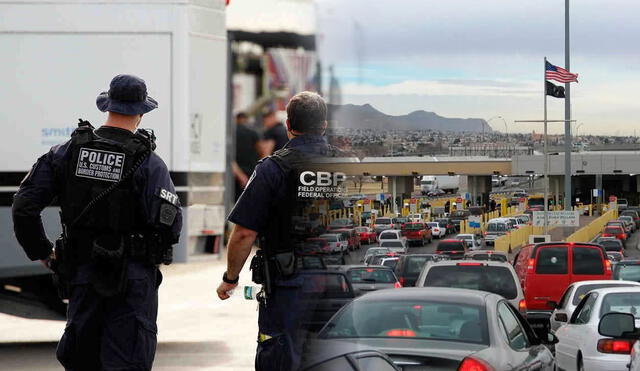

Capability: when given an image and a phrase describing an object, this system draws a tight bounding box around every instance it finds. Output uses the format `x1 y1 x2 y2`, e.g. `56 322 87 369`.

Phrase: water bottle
227 285 262 300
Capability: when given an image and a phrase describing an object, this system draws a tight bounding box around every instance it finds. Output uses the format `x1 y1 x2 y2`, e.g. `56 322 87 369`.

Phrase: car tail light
386 329 416 337
458 262 482 266
394 281 402 288
597 339 634 354
527 258 535 272
483 231 488 236
457 356 495 371
518 299 527 312
399 277 405 286
605 259 612 272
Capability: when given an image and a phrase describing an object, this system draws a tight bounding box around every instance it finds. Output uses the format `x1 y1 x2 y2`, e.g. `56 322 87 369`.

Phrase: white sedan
549 280 640 333
555 286 640 371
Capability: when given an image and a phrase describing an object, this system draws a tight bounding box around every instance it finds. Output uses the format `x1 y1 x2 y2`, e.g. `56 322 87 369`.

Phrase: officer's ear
285 119 292 132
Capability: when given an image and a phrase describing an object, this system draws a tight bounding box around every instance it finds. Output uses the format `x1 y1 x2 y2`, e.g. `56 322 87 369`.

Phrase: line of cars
305 207 640 370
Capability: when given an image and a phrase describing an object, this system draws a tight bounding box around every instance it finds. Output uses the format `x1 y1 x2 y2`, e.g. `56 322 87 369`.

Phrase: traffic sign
609 195 617 203
532 211 579 227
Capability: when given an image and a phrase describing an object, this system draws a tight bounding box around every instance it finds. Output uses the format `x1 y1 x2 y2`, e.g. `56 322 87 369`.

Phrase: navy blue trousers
56 263 159 371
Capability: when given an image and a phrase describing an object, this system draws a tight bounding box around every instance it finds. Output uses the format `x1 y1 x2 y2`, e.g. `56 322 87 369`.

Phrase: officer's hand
217 281 237 300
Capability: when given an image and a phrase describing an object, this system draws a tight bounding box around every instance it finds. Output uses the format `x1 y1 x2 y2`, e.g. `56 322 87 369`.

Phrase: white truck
420 175 460 195
0 0 228 318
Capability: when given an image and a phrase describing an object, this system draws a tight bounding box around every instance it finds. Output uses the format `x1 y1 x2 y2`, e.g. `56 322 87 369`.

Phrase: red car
354 226 376 245
512 242 611 328
401 222 433 246
602 225 627 241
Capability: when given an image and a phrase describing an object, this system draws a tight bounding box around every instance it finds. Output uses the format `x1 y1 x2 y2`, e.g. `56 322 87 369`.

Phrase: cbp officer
12 74 182 371
217 91 335 370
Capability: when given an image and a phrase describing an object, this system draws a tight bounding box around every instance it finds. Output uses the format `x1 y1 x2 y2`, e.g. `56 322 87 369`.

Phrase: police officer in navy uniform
12 74 182 371
217 91 338 370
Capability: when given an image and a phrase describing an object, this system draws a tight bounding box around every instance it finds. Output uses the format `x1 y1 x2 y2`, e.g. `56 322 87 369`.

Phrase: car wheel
577 354 584 371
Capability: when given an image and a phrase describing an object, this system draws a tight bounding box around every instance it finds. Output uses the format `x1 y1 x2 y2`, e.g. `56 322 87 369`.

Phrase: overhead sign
468 216 481 228
532 211 580 227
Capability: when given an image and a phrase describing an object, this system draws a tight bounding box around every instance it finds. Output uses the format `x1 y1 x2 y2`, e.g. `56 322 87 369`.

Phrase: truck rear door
526 245 570 310
570 245 611 283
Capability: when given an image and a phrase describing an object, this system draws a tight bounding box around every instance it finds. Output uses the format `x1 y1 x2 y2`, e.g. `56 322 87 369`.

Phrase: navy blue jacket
12 126 182 261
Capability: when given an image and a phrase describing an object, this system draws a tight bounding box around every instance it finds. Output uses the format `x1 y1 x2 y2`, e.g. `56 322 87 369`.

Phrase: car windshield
382 259 399 268
379 232 398 240
572 284 638 305
393 218 409 223
615 264 640 281
376 218 391 224
321 235 338 242
437 242 464 252
601 240 622 251
487 223 507 232
366 248 389 256
404 223 425 230
300 273 352 299
601 293 640 319
423 265 518 299
350 268 396 283
456 235 472 240
355 227 368 233
604 227 622 234
321 300 488 344
468 254 508 262
405 256 433 275
427 222 438 228
381 241 403 247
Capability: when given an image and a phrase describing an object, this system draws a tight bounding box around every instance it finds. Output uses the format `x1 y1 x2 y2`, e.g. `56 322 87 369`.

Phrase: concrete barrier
566 209 617 243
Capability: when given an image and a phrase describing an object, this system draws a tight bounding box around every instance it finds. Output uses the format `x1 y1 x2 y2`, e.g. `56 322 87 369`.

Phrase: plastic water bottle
227 285 262 300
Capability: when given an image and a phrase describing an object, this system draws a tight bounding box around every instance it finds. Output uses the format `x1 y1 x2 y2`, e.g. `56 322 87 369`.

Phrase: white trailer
421 175 460 194
0 0 228 317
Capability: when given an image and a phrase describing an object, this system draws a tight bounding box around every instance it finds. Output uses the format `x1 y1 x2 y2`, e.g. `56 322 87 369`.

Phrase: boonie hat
96 74 158 115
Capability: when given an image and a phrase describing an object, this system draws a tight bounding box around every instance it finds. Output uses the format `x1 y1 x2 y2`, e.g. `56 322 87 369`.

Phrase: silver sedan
318 287 557 370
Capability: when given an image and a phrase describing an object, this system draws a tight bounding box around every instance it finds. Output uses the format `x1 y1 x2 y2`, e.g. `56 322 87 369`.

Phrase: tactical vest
259 145 347 260
58 121 152 250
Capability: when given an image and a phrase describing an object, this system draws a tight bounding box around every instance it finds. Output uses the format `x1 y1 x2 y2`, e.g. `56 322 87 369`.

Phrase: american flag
546 61 578 83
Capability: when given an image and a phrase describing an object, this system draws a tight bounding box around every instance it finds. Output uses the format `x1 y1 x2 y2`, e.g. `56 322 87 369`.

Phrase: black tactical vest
260 146 347 258
58 121 152 244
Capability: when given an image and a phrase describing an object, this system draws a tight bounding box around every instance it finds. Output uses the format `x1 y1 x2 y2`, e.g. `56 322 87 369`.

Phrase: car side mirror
547 301 558 309
599 312 637 338
554 312 568 323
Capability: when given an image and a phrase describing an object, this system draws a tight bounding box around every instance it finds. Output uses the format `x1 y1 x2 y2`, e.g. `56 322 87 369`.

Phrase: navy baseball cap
96 74 158 115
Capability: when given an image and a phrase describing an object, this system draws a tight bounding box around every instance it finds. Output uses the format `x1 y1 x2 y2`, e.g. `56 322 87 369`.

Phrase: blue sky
315 0 640 135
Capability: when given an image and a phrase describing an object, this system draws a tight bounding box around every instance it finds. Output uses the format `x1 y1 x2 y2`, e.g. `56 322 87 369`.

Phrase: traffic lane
623 227 640 258
345 231 485 265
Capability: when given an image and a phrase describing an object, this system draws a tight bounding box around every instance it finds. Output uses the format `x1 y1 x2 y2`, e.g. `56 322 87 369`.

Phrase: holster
50 235 71 300
129 232 173 265
89 234 128 297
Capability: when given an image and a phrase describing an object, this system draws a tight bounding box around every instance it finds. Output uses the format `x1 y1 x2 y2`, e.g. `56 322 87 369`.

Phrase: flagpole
564 0 572 210
543 57 549 236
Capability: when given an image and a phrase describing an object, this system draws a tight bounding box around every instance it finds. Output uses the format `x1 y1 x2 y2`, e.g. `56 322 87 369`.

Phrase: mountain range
328 103 491 133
